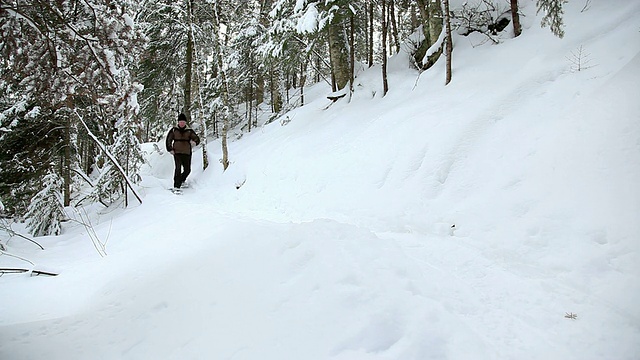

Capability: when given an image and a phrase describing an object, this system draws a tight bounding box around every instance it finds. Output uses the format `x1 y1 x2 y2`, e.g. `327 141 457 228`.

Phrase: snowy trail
0 204 471 359
3 188 637 360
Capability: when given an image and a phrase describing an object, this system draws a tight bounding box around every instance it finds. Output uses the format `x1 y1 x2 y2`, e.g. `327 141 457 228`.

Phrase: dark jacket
166 126 200 154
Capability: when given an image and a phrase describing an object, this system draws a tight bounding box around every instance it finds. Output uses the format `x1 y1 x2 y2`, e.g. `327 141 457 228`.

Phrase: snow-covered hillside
1 1 639 359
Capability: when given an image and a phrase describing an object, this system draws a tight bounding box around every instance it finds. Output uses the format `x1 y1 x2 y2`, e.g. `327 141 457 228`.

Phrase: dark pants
173 153 192 188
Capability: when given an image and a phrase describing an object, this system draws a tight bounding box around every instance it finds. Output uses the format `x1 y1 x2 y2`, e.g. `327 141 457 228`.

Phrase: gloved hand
170 150 175 155
190 140 196 147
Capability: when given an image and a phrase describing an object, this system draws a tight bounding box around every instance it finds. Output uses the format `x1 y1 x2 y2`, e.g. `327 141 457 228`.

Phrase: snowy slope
1 1 639 359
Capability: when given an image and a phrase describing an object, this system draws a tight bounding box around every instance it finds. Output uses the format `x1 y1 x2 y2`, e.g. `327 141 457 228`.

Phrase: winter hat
177 113 187 122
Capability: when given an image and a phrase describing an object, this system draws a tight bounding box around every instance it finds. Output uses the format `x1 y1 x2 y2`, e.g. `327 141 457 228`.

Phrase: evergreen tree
537 0 567 38
232 13 263 129
91 119 144 207
261 0 313 111
263 2 311 78
137 0 191 138
268 0 357 92
0 107 63 214
0 0 144 214
25 171 66 237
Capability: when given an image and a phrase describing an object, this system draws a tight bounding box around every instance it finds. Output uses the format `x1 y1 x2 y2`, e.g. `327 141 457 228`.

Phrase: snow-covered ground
1 1 639 359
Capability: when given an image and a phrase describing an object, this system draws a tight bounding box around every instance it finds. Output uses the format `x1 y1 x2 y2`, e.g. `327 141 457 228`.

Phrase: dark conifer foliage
0 0 143 216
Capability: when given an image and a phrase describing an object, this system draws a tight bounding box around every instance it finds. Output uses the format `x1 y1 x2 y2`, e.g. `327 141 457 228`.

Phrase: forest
0 0 566 236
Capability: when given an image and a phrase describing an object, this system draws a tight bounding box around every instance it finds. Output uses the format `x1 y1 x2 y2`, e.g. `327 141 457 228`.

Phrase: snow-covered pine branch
24 171 66 237
75 111 143 206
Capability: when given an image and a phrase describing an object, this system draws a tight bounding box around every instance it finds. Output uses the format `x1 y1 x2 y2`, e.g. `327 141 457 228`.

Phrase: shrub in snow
25 172 66 236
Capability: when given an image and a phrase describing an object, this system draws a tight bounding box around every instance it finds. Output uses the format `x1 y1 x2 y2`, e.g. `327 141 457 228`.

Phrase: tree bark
429 0 443 44
390 0 400 53
221 115 229 170
444 0 453 85
349 13 355 94
270 69 282 113
327 20 350 91
511 0 522 37
410 2 418 30
63 113 71 207
328 41 336 92
184 0 194 119
382 0 389 96
212 1 230 170
186 0 208 170
192 49 209 170
299 61 307 106
368 1 374 68
184 43 193 117
256 0 272 104
414 0 443 69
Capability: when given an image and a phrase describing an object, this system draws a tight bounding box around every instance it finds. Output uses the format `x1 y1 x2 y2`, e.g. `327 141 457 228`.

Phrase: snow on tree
537 0 568 38
0 0 144 214
91 118 144 207
25 171 66 237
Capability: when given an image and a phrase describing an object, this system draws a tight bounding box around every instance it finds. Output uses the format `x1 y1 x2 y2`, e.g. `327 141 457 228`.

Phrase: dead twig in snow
564 312 578 320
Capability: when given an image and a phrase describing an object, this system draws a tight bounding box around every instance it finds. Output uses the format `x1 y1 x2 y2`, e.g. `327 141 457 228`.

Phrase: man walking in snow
166 113 200 189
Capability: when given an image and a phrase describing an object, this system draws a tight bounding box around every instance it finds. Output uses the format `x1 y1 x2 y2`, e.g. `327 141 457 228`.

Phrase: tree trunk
413 0 431 68
193 52 209 170
270 69 282 113
124 149 129 207
411 3 418 30
415 0 430 38
429 0 443 44
187 0 208 170
382 0 389 96
247 53 254 132
184 38 193 118
444 0 453 85
511 0 522 37
201 129 209 170
184 0 194 119
63 114 71 206
389 0 400 54
328 38 336 92
316 53 322 83
349 13 355 94
212 1 230 170
221 115 229 170
300 61 307 106
256 73 265 105
256 0 272 105
368 1 374 68
327 20 350 91
247 95 253 132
